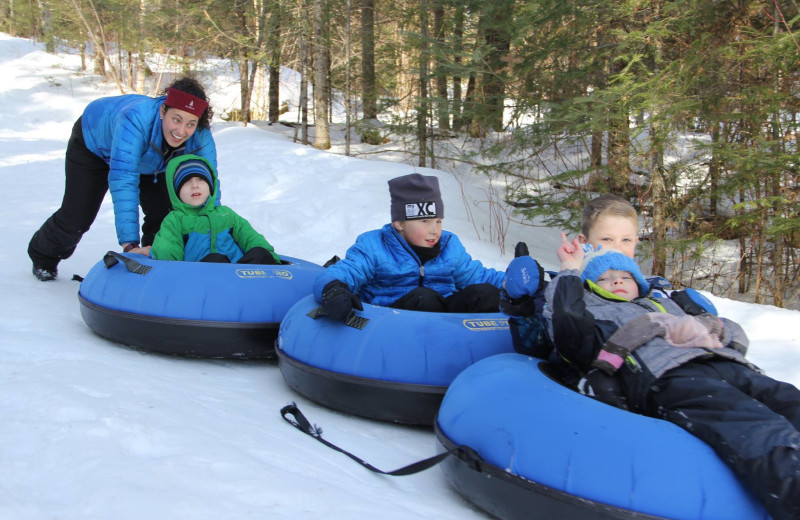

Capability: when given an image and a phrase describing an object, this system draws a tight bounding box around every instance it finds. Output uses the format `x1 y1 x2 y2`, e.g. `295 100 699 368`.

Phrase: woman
28 77 217 281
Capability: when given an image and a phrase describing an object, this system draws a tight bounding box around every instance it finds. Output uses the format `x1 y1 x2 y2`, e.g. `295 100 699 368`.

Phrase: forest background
3 0 799 309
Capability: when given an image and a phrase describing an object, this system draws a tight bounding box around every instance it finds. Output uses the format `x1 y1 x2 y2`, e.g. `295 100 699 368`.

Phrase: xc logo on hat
404 202 437 219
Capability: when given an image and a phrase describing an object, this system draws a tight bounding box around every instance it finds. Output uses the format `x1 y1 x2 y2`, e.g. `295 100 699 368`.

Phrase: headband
164 87 208 118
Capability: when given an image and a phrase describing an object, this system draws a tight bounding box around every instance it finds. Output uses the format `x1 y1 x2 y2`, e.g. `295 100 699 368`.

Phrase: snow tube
79 252 323 359
434 353 769 520
276 294 514 425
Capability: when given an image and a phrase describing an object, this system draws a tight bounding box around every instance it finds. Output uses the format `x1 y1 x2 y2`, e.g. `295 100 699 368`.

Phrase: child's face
580 215 638 258
161 106 200 148
178 175 210 206
393 219 442 248
594 268 640 300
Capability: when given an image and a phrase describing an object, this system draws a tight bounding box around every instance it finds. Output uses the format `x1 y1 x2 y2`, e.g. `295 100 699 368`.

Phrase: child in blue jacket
313 173 506 321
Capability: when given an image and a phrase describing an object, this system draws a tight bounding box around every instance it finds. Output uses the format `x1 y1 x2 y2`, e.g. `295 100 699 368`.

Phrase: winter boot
32 264 57 282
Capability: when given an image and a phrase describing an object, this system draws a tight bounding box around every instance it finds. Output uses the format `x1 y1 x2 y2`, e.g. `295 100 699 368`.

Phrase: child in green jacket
150 155 280 264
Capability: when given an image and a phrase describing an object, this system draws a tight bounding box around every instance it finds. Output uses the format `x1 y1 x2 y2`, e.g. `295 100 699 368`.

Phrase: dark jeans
390 283 500 313
28 118 170 269
647 359 800 520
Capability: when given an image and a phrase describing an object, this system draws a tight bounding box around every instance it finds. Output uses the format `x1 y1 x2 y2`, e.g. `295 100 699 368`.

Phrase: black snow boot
32 264 57 282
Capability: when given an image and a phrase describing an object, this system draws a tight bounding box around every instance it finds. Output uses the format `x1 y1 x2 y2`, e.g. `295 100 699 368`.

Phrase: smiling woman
27 77 217 282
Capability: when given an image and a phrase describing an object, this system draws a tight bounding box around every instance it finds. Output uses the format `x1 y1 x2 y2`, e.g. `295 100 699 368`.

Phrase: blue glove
503 256 544 299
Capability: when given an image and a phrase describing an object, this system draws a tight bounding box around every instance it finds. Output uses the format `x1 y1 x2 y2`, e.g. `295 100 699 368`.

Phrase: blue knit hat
174 158 214 195
580 247 650 296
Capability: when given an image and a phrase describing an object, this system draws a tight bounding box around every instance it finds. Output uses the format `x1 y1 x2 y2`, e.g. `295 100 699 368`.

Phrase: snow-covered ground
2 33 799 519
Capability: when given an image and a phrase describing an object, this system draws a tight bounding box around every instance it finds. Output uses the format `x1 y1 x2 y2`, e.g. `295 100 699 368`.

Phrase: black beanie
388 173 444 221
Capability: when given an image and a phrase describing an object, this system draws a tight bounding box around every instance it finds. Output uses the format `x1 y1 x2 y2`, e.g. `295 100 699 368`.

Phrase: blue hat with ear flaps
174 158 214 195
580 247 650 296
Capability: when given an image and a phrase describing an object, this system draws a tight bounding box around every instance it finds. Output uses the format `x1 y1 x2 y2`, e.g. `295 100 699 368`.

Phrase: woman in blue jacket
28 77 217 281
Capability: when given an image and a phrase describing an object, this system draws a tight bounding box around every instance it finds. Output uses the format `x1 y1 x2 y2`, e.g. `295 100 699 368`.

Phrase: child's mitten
321 281 363 322
670 288 718 316
592 314 668 374
238 246 279 265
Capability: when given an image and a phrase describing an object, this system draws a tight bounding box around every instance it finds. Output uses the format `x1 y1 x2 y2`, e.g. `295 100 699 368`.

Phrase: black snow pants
647 358 800 520
28 117 171 270
390 283 500 313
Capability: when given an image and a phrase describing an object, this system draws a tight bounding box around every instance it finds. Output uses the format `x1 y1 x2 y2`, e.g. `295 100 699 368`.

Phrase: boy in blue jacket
313 173 506 321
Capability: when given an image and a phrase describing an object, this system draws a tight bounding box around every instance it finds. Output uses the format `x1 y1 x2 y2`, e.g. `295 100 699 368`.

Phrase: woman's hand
123 243 151 256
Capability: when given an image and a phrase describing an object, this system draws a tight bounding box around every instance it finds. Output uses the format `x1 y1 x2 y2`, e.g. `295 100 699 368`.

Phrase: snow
1 32 799 519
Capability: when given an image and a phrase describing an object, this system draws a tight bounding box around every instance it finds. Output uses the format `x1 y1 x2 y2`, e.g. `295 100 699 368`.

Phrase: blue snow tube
79 251 323 359
434 353 769 520
276 294 515 425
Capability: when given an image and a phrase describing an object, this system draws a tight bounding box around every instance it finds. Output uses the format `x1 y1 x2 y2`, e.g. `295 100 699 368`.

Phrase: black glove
670 288 718 316
578 369 630 410
238 246 280 265
499 293 537 317
321 281 364 322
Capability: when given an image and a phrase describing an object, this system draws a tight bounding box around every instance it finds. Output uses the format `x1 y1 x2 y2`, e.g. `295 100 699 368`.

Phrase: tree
267 0 282 123
360 0 377 119
313 0 331 149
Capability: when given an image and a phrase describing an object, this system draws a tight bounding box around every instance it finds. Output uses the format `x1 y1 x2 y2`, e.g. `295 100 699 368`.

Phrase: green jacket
150 155 279 263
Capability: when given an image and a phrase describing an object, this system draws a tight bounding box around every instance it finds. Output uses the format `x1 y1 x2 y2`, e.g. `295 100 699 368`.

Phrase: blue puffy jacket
313 224 506 306
81 94 217 245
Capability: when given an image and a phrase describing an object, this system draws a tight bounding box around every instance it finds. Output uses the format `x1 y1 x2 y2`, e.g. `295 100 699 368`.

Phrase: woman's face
161 106 199 147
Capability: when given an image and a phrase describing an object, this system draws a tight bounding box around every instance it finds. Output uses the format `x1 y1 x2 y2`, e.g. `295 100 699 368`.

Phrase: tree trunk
37 0 54 52
463 71 476 134
312 0 330 150
649 120 667 277
772 176 785 307
345 0 351 155
606 100 631 193
80 39 86 71
737 189 748 295
451 5 463 131
360 0 377 120
708 120 720 222
93 44 106 76
135 0 147 93
418 0 429 166
590 129 603 169
433 0 448 131
478 3 512 133
268 1 282 123
239 57 252 124
295 0 310 145
4 0 14 36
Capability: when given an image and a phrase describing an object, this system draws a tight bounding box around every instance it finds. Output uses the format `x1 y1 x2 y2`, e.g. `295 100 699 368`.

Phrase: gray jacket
544 270 758 408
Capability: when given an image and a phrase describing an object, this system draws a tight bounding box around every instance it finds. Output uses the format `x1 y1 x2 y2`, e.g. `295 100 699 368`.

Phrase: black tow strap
280 403 483 476
103 251 152 275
